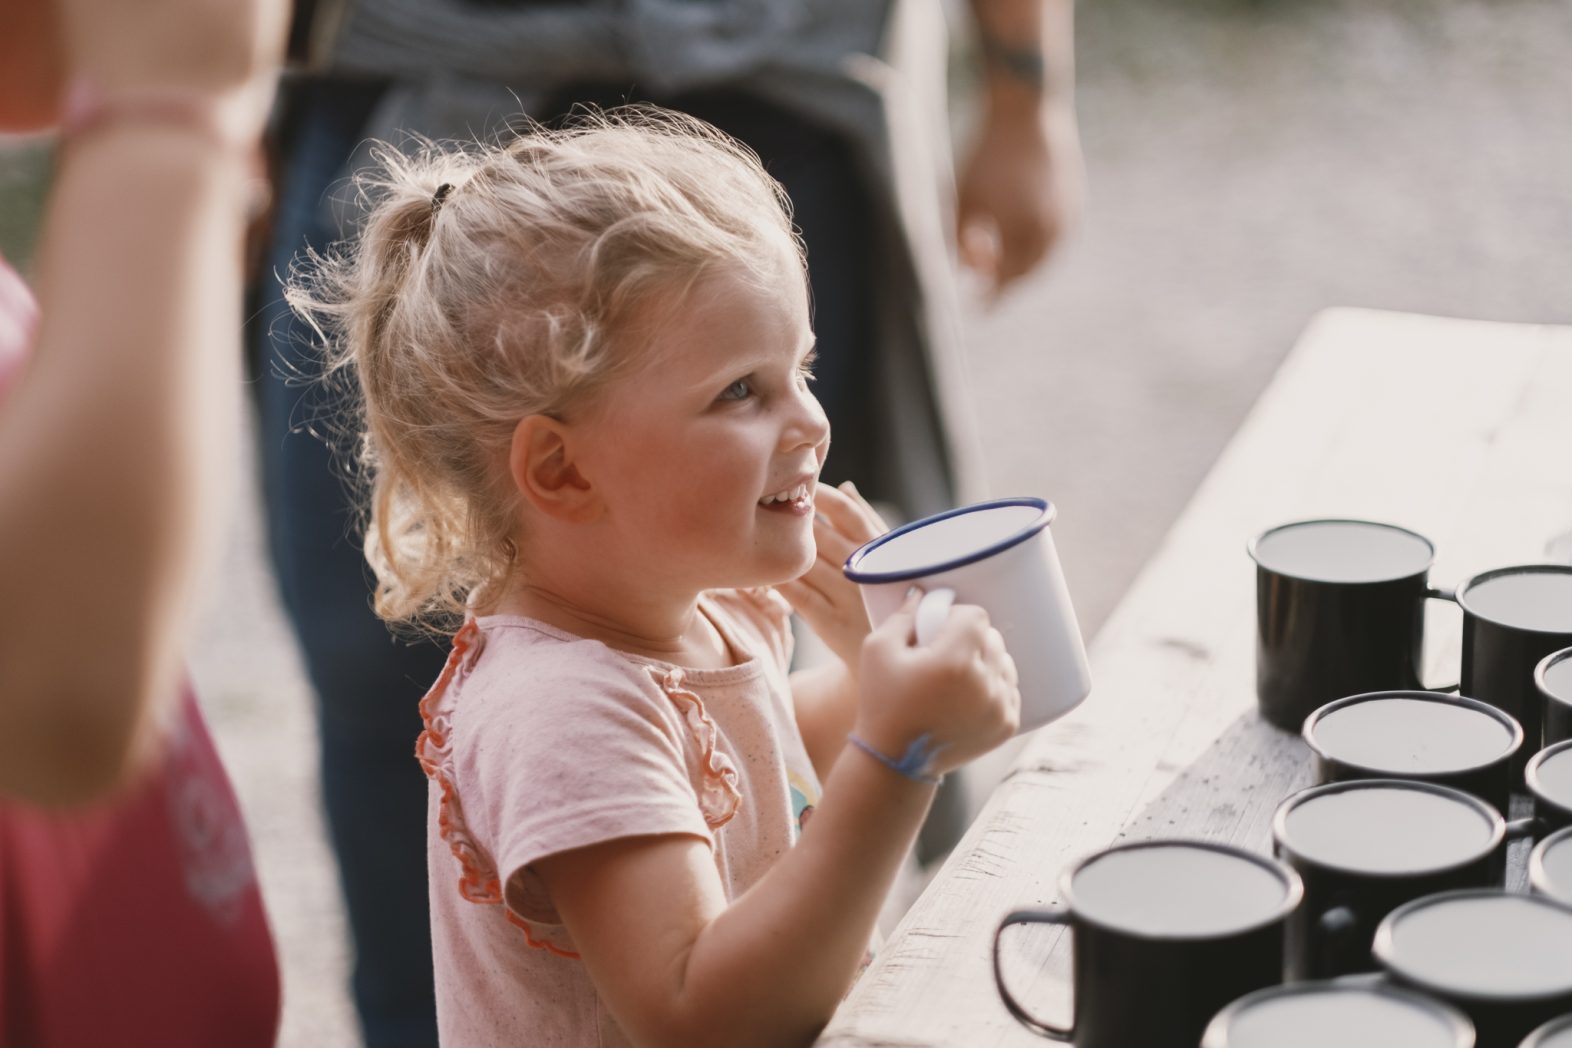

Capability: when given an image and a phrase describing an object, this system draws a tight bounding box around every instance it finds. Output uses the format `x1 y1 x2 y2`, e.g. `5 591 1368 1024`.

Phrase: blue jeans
252 78 877 1048
253 77 442 1048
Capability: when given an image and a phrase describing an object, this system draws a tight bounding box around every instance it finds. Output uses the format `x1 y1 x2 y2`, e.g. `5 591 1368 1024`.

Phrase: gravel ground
7 0 1572 1043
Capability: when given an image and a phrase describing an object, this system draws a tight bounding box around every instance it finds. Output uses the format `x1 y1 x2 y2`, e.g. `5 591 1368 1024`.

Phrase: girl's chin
783 538 820 578
733 545 817 591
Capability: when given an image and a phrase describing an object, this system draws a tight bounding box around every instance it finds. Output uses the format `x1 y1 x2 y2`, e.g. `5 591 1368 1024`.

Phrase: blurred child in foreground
0 1 286 1043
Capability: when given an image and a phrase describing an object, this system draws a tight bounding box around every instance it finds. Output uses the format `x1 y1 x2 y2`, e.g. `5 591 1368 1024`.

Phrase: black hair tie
431 182 455 215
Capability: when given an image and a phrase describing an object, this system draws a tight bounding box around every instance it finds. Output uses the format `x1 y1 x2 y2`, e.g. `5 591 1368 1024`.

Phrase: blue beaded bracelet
847 732 946 786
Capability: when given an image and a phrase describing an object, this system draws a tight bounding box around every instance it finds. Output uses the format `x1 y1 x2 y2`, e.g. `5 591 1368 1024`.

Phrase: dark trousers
252 79 877 1048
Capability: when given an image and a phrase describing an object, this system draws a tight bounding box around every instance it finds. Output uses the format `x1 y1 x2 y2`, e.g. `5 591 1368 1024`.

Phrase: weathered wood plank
819 310 1572 1046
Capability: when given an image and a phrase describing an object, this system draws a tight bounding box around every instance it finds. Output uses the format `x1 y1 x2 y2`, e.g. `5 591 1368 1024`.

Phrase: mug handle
993 909 1074 1041
914 587 957 648
1507 815 1543 842
1315 904 1361 977
1423 585 1461 693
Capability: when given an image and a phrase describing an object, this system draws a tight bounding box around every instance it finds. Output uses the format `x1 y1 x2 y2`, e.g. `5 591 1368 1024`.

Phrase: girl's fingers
867 586 924 648
836 479 890 535
775 578 830 618
795 553 846 595
812 513 860 566
984 627 1019 687
926 603 991 654
776 565 836 615
815 482 887 545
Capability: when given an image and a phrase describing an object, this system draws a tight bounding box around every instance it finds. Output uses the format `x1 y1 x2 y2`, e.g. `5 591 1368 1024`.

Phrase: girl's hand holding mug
855 589 1022 782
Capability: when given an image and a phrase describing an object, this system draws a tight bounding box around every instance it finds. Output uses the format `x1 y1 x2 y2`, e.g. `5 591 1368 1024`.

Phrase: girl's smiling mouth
759 482 814 514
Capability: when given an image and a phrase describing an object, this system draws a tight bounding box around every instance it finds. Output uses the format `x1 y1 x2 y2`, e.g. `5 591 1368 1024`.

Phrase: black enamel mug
1538 647 1572 749
1455 566 1572 772
1250 519 1449 732
1372 889 1572 1048
1273 780 1518 980
1526 741 1572 840
1304 690 1525 815
1519 1014 1572 1048
1200 979 1475 1048
1529 825 1572 908
992 840 1302 1047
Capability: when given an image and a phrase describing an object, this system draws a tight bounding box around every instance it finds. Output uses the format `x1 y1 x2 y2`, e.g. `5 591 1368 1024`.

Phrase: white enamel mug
844 497 1092 733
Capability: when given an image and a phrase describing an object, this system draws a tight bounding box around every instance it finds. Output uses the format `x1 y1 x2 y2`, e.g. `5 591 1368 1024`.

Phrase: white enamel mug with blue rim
844 497 1092 733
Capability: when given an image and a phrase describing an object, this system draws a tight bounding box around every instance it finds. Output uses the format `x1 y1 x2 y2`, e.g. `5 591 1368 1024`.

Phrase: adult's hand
956 100 1084 299
959 0 1084 299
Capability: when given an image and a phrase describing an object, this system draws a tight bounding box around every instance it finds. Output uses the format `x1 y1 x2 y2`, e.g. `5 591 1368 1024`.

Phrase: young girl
292 108 1020 1047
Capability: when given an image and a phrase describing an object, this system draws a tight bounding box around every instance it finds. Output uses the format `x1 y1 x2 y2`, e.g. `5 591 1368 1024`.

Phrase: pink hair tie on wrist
59 80 242 150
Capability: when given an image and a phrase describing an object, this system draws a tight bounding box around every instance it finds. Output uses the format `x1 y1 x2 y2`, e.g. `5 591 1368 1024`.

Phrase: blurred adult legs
254 77 441 1048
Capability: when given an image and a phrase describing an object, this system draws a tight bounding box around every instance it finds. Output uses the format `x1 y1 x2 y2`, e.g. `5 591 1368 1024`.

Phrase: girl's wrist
59 78 267 153
57 80 268 216
845 730 947 787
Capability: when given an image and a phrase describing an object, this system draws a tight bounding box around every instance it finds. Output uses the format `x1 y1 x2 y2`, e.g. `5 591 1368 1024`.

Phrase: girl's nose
784 383 831 452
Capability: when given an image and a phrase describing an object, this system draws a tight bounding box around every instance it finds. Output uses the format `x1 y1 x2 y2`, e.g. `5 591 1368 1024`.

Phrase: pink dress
0 255 281 1046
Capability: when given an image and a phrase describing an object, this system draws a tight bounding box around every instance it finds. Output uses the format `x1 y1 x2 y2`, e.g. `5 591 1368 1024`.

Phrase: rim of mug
1246 518 1436 584
843 496 1054 584
1529 825 1572 906
1372 888 1572 1003
1301 690 1525 777
1526 740 1572 821
1200 978 1476 1048
1272 778 1506 881
1536 646 1572 709
1054 838 1305 942
1455 565 1572 636
1520 1012 1572 1048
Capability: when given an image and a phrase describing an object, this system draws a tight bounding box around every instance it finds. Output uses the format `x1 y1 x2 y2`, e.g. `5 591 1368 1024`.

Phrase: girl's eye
718 378 753 402
796 350 819 386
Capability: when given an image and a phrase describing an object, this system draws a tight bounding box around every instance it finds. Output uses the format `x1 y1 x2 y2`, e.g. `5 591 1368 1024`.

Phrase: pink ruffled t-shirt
417 587 824 1047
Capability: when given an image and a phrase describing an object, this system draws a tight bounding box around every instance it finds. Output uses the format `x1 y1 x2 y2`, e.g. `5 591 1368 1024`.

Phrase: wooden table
818 308 1572 1046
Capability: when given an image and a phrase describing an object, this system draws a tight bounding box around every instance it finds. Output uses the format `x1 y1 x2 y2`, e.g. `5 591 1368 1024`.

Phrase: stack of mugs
993 519 1572 1048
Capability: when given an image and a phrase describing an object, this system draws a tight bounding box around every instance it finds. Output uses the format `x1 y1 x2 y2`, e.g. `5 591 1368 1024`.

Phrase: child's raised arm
0 0 285 803
534 593 1019 1048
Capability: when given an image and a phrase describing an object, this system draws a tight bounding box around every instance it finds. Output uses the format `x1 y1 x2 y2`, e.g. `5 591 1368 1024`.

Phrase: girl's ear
509 415 599 522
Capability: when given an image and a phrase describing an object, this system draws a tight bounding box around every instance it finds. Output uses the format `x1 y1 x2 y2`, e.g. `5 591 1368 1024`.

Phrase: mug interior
1522 1015 1572 1048
1209 983 1471 1048
1248 519 1434 584
1277 781 1499 876
1540 648 1572 707
1530 828 1572 907
1066 841 1298 938
1375 891 1572 1000
1529 743 1572 813
1456 566 1572 635
845 497 1051 581
1305 693 1519 775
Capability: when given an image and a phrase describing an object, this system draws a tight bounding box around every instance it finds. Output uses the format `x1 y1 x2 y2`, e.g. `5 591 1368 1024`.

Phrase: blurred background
3 0 1570 1043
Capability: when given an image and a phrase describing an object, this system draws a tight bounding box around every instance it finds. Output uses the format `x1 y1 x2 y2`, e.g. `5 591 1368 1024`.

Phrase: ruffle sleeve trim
416 619 580 959
652 666 743 829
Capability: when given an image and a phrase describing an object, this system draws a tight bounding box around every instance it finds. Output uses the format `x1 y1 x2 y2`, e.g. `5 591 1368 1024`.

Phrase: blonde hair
287 106 804 633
